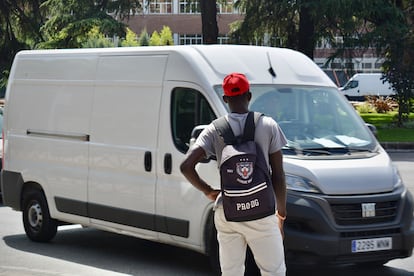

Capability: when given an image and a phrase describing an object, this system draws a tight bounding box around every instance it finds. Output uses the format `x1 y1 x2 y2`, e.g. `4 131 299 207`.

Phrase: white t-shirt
195 112 287 169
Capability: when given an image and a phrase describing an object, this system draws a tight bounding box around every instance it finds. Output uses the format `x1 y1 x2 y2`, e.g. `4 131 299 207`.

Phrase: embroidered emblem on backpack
236 161 253 183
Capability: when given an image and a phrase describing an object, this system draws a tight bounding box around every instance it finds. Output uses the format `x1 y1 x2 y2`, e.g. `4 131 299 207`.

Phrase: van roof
14 45 336 88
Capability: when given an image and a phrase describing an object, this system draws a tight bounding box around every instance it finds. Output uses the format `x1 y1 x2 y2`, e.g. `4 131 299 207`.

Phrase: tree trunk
298 5 315 59
200 0 218 44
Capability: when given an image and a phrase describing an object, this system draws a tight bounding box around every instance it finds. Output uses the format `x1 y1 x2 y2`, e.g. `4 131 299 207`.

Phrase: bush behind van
1 45 413 270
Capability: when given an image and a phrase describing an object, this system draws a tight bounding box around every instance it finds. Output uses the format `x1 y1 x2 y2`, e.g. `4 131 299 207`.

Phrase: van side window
345 80 358 90
171 88 216 153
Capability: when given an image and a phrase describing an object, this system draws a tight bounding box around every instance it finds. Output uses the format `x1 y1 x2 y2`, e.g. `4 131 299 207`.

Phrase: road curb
381 142 414 152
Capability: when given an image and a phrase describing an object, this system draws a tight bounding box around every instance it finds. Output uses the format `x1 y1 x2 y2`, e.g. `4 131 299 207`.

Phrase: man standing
180 73 287 276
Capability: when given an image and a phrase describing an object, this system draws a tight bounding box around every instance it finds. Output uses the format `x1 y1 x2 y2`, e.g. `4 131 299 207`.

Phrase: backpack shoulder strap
243 112 263 141
213 116 236 145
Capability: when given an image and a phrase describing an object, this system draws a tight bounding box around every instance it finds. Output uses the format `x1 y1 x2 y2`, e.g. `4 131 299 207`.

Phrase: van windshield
215 85 377 154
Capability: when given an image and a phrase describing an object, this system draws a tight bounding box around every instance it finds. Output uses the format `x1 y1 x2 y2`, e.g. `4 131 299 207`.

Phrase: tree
232 0 298 47
39 0 140 48
0 0 47 92
232 0 413 123
0 0 141 91
121 27 139 47
82 26 115 48
138 29 150 46
160 26 174 45
330 0 413 125
149 30 161 46
200 0 218 44
382 0 414 126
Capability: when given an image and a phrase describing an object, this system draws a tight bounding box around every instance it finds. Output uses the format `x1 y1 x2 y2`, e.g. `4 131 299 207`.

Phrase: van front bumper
284 188 414 266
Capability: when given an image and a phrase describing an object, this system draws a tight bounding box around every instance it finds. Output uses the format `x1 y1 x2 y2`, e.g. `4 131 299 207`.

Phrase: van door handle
164 153 172 174
144 151 152 172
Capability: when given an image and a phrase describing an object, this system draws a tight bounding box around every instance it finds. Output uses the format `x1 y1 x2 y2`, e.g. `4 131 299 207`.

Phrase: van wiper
305 147 374 155
300 148 332 155
283 145 375 156
282 146 331 156
344 147 374 154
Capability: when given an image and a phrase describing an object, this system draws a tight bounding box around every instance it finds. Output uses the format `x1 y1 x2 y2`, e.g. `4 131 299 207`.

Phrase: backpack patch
213 112 276 222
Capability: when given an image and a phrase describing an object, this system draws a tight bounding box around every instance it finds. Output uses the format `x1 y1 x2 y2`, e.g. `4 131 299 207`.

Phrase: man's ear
222 95 229 103
247 92 252 101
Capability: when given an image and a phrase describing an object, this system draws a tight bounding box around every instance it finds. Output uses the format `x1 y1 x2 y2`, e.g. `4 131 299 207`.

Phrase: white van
339 73 396 100
2 45 413 269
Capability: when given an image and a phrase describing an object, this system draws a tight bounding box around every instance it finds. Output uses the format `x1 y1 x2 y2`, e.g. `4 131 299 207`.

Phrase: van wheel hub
28 203 43 228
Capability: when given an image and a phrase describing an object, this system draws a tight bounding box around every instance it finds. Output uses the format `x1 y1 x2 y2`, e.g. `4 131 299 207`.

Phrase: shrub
356 102 375 113
366 96 397 113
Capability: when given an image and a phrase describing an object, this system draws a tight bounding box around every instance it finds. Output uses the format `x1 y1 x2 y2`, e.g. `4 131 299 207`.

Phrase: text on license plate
352 237 392 253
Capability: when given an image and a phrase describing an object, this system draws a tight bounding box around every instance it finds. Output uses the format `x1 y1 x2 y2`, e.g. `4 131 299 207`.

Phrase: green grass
359 112 414 142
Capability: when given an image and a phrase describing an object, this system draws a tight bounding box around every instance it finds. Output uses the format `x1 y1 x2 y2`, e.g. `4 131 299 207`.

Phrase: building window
217 1 235 14
179 34 203 45
362 63 372 69
148 0 172 14
331 63 342 69
345 63 354 69
218 35 230 44
179 1 200 14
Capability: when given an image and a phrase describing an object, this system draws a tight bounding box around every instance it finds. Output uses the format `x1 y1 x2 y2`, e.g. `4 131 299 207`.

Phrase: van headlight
285 174 321 193
392 165 403 190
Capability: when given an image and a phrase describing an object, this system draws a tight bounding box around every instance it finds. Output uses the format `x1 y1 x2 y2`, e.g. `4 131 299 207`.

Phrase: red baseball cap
222 73 250 97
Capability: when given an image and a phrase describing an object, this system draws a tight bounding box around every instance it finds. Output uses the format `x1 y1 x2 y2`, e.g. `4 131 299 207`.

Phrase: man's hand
276 210 286 239
206 189 221 201
278 218 285 239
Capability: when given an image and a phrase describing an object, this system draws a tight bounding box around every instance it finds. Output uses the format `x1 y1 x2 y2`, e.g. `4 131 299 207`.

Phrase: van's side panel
87 55 166 237
4 53 95 225
153 49 227 250
155 81 218 249
340 73 395 98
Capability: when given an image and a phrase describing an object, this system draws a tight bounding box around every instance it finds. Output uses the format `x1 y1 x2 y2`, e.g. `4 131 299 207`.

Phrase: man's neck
230 108 249 114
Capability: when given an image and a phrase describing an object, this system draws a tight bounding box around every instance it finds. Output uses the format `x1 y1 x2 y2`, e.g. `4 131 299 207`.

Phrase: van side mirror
366 123 378 137
189 125 207 147
189 125 215 163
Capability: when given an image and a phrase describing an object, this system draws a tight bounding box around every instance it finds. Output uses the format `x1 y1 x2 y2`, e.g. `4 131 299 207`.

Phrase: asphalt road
0 151 413 276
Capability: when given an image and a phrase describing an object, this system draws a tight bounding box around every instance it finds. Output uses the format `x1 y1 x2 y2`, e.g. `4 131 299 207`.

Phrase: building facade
124 1 383 86
124 0 243 45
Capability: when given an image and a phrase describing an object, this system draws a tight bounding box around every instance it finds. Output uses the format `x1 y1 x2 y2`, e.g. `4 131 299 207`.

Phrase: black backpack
213 112 276 222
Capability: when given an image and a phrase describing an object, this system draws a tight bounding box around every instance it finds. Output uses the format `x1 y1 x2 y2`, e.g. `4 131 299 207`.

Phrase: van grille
331 201 398 226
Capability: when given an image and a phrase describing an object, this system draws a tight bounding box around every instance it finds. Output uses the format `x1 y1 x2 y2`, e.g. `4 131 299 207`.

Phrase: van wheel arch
21 185 58 242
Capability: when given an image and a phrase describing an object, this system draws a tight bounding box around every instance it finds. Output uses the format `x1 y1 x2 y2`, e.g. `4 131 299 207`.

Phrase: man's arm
269 150 287 233
180 146 220 201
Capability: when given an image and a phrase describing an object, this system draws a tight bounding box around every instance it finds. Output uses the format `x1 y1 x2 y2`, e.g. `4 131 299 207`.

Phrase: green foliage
82 26 114 48
149 31 161 46
160 26 174 45
121 27 139 47
0 0 46 88
0 0 140 92
38 0 131 48
138 29 150 46
147 26 174 46
359 112 414 142
356 102 375 114
234 0 413 123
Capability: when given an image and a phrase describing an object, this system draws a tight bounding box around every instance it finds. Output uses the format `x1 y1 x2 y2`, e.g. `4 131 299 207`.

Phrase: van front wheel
22 188 57 242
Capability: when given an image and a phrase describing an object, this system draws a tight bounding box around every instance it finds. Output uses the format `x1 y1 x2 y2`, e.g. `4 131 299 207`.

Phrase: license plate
352 237 392 253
